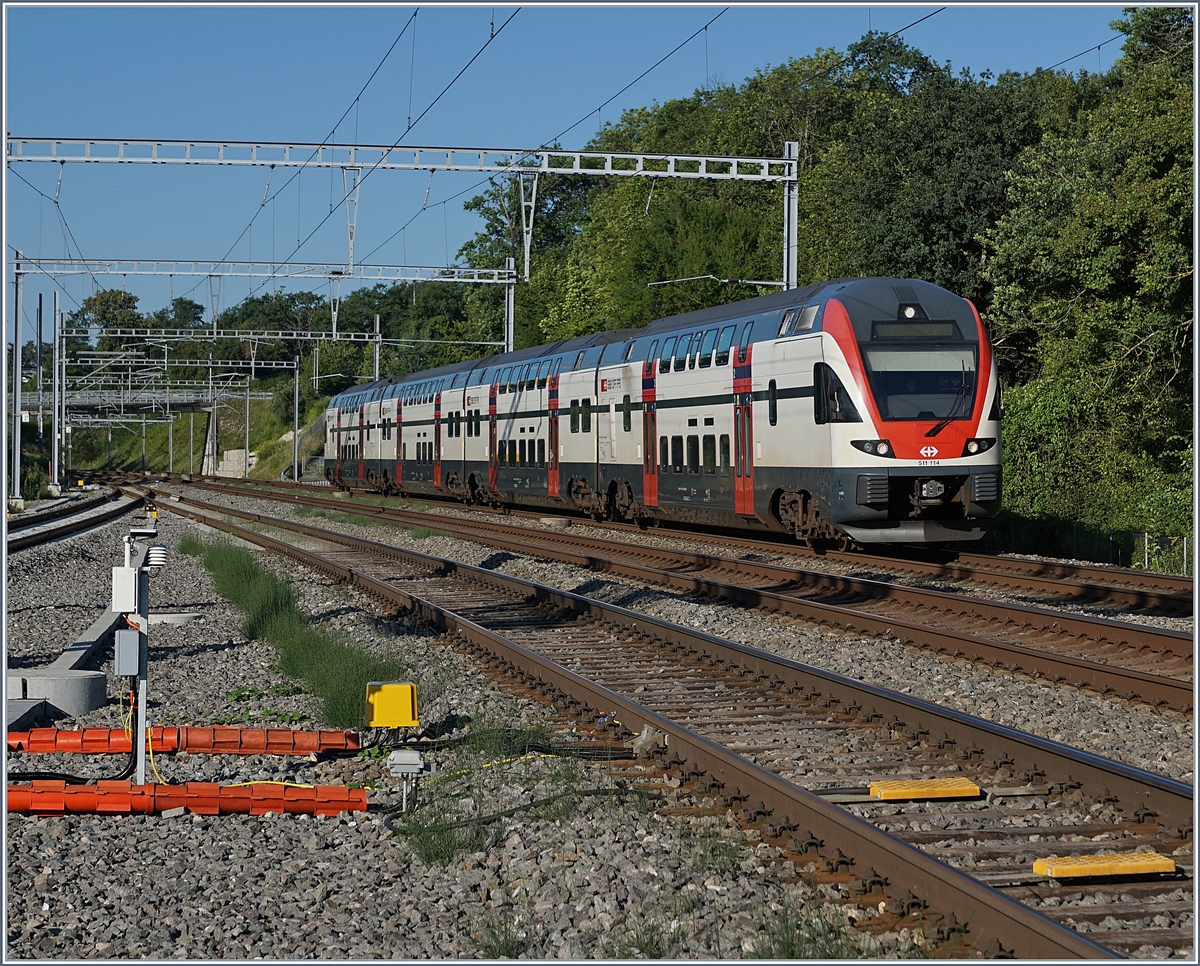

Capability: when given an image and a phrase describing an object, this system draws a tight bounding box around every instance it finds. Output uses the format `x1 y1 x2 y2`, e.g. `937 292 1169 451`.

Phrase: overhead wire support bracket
19 258 516 284
6 138 796 182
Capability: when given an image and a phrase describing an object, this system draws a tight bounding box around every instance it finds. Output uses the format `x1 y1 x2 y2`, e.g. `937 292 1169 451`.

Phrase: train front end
817 279 1002 544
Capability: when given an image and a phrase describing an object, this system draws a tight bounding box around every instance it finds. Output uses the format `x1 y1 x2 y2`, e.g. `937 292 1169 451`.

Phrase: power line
361 8 736 265
546 7 729 147
9 165 99 296
1038 34 1123 75
243 7 521 303
194 8 420 297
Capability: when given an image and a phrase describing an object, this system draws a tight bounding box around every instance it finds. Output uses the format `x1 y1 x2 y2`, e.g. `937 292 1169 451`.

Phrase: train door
394 399 404 488
641 354 658 507
733 341 754 515
433 391 443 489
547 364 561 497
487 382 498 493
357 405 365 483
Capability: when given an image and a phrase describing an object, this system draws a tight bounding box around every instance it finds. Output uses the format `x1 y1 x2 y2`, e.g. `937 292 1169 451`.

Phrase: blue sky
5 4 1131 339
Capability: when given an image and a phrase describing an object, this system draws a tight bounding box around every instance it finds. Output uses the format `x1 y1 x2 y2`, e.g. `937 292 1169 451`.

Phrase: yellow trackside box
365 682 419 728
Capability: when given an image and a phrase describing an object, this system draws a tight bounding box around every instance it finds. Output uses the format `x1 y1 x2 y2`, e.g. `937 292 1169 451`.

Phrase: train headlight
961 438 996 457
851 439 895 458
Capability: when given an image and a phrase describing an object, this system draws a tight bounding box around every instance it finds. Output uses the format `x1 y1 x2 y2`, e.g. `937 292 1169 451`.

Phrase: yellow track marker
868 777 981 800
1033 852 1176 878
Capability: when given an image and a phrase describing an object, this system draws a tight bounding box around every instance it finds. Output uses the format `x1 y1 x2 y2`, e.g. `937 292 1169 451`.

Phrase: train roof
330 277 967 405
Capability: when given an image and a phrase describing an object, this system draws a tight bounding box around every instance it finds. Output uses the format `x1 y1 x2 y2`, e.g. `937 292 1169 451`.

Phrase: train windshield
859 344 977 420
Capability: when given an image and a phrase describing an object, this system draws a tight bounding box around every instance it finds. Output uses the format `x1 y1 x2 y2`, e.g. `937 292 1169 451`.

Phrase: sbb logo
919 445 939 458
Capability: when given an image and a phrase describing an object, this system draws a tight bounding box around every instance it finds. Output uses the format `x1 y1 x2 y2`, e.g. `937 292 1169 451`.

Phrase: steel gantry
7 137 802 287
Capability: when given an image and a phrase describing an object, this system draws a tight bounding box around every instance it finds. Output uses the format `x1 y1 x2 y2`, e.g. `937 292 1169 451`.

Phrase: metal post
2 256 11 653
107 425 112 468
67 423 72 475
189 411 194 474
135 548 150 784
141 414 146 471
36 293 43 444
293 355 300 482
12 252 23 500
374 314 380 381
244 376 250 479
51 294 60 486
782 141 799 290
207 350 214 475
1144 533 1149 570
504 257 515 354
168 415 173 474
313 341 319 391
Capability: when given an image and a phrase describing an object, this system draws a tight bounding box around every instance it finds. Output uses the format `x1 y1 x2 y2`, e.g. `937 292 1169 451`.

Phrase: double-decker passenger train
324 277 1002 546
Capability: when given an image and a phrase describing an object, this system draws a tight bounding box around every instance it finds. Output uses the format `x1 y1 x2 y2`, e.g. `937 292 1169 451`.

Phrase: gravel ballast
7 509 932 960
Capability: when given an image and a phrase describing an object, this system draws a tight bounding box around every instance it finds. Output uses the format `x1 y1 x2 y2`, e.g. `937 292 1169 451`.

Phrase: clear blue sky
5 4 1131 340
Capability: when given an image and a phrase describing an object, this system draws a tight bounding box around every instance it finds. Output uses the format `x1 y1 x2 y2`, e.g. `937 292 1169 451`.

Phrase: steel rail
145 489 1192 821
149 495 1141 959
167 482 1195 712
6 492 112 531
7 494 141 551
159 472 1192 612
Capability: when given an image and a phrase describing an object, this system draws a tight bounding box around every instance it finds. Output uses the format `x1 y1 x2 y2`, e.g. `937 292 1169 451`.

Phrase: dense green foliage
57 9 1191 549
454 8 1192 540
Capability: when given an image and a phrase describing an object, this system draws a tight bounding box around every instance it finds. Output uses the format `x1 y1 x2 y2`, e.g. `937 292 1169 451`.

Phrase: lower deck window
686 435 700 474
670 436 684 474
702 435 716 475
719 435 731 476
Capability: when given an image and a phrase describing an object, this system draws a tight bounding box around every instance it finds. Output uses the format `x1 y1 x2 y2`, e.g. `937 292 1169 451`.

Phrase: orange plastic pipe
6 780 367 816
8 727 361 756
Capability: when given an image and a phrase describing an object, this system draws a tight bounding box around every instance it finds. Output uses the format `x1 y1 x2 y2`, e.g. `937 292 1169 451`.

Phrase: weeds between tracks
179 533 406 728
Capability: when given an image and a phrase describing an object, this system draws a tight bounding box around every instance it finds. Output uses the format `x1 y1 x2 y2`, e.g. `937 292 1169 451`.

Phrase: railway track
6 491 141 552
148 488 1193 958
163 482 1194 713
121 472 1191 614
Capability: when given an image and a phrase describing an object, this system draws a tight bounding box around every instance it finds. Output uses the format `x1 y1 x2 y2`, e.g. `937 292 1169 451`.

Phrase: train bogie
325 278 1002 546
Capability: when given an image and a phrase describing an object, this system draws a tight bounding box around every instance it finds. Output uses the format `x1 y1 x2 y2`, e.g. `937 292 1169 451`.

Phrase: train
324 277 1002 547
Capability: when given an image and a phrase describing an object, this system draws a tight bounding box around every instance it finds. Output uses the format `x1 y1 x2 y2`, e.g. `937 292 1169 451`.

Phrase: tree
981 7 1193 532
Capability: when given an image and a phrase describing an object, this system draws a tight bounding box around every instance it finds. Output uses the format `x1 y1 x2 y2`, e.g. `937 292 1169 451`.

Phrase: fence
978 515 1192 575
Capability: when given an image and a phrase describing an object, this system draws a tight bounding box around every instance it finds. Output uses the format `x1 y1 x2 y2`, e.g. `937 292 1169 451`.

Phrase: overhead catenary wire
182 8 420 302
241 7 521 304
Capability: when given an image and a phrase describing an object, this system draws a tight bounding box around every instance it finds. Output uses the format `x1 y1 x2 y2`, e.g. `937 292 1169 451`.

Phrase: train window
401 443 406 460
813 362 863 424
778 310 796 337
573 351 586 371
499 368 511 393
475 410 482 435
646 341 658 371
687 331 703 369
686 435 700 473
659 337 676 373
660 436 669 471
581 399 592 433
671 436 684 473
737 321 753 363
673 334 691 371
795 305 819 332
623 341 636 362
622 395 632 433
537 361 550 388
769 379 778 426
697 329 718 368
719 435 731 476
570 400 580 434
520 365 531 390
537 439 545 467
552 358 561 381
519 440 527 466
715 325 736 365
702 435 716 475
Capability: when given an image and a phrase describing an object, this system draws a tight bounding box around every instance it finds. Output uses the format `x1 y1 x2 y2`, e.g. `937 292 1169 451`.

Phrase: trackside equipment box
365 682 419 728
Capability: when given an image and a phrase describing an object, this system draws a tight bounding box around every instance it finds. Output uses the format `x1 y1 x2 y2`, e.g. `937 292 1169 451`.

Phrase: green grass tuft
195 539 405 728
751 899 866 959
177 531 205 556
